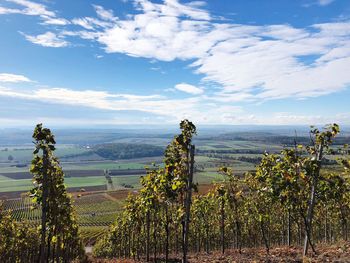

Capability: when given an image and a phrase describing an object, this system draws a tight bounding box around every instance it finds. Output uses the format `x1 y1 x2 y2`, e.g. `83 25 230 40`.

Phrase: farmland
0 127 347 195
1 127 349 248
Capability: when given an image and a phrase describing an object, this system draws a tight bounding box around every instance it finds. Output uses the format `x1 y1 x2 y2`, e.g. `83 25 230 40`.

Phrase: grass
0 166 29 173
65 177 107 188
111 175 141 189
0 138 279 193
0 174 11 181
62 162 147 170
0 162 253 192
0 179 33 192
194 171 226 184
0 146 90 162
196 140 282 151
0 161 149 174
0 174 147 192
0 176 108 192
0 149 33 162
194 155 220 163
110 137 170 147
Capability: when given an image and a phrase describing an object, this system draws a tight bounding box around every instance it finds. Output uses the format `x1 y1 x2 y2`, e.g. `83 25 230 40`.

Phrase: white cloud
93 5 116 21
2 0 350 116
41 17 70 26
2 84 350 125
193 32 350 100
1 0 68 25
2 112 350 127
0 6 22 14
318 0 335 6
203 112 350 125
23 31 68 47
0 117 157 127
72 18 96 30
71 16 113 30
134 0 210 20
174 83 203 94
0 73 31 83
60 30 101 40
7 0 55 17
95 0 215 61
64 1 347 101
0 86 244 124
255 112 350 125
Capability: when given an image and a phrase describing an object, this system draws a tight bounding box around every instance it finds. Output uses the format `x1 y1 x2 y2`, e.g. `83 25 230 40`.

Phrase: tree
30 124 84 262
7 155 14 162
250 124 340 255
303 124 339 256
164 119 196 263
93 120 196 262
218 167 244 253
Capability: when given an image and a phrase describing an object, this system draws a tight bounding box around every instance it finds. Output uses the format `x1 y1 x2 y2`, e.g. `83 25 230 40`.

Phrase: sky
0 0 350 127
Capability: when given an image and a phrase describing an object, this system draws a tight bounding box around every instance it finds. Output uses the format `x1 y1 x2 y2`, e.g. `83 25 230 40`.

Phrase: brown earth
88 243 350 262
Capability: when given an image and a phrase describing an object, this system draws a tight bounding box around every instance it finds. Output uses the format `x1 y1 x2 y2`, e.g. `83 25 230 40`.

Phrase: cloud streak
77 0 350 101
1 0 350 126
2 0 350 102
22 31 68 47
174 83 204 94
318 0 335 6
0 73 32 82
0 0 70 25
0 85 244 124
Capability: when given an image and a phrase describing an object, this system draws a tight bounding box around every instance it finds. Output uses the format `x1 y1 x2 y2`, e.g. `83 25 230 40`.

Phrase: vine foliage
30 124 84 262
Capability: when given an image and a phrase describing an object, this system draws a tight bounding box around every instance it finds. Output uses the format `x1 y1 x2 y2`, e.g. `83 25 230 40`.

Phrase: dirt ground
89 242 350 262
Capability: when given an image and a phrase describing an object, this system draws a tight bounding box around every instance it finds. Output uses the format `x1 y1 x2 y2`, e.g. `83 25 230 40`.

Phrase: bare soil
88 243 350 262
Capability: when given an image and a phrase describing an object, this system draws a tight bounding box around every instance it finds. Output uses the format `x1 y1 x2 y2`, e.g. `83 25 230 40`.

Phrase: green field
0 145 90 162
0 151 255 193
0 139 263 193
196 139 282 151
2 131 340 195
0 170 234 193
62 161 148 170
0 160 157 174
0 176 105 192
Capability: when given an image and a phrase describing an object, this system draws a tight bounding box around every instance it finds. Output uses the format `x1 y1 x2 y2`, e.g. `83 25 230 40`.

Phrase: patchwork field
0 138 267 194
0 128 348 254
1 132 345 196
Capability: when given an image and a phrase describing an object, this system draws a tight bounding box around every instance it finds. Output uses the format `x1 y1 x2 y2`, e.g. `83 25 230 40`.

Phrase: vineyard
2 192 124 246
91 122 350 263
1 121 350 263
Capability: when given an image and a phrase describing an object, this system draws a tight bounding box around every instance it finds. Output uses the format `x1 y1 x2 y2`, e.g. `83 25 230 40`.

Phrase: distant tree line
208 154 337 166
214 133 350 147
93 143 164 160
197 149 267 154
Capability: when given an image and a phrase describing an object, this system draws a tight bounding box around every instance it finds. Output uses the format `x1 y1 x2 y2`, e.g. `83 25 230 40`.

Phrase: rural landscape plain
1 0 350 262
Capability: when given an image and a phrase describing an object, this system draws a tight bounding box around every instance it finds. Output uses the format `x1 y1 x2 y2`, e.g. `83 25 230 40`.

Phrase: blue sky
0 0 350 127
